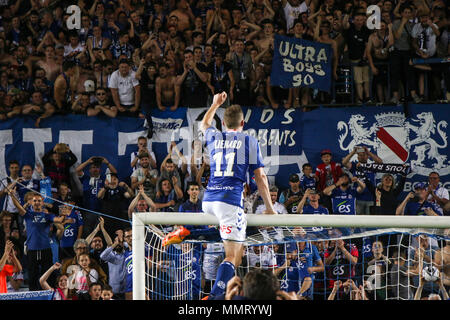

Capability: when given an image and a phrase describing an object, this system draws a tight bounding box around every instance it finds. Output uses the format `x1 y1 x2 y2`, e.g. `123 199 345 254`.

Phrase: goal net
133 213 450 300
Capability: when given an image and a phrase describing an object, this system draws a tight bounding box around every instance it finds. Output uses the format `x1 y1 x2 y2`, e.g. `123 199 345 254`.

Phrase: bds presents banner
270 34 333 92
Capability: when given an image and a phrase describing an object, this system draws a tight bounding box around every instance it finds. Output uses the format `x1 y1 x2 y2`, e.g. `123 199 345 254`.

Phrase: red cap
320 149 332 156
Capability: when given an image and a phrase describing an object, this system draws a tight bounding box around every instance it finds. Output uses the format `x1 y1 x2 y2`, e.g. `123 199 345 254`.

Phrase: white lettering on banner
279 42 327 63
0 130 12 178
59 131 93 165
117 131 146 156
260 109 274 124
243 109 252 123
151 117 184 143
245 129 296 147
281 109 295 125
23 128 52 167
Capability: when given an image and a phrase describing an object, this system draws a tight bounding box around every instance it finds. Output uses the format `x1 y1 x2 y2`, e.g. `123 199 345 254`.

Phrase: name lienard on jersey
214 139 243 149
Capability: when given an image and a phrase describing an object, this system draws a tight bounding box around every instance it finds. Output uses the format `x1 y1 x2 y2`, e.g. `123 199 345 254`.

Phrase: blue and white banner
271 34 333 92
0 105 448 195
0 290 54 300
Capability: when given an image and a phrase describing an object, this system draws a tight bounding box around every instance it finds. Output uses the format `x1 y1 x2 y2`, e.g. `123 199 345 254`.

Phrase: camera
410 194 421 202
356 147 365 153
91 157 103 166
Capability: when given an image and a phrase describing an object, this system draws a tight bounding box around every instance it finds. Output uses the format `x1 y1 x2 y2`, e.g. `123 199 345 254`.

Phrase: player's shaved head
223 104 244 130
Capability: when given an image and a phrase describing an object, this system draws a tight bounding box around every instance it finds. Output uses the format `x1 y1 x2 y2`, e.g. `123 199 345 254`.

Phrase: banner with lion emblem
302 104 449 195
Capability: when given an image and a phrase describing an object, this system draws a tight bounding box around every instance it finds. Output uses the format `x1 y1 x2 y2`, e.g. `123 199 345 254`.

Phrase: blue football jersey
331 187 359 215
203 127 264 208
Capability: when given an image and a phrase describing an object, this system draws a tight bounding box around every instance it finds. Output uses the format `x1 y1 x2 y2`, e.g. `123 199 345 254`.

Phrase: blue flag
271 34 333 92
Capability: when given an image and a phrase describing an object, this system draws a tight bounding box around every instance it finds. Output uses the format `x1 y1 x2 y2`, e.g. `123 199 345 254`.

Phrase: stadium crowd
0 0 449 301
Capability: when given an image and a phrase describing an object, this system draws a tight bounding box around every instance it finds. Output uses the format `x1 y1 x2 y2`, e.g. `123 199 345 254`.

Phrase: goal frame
132 212 450 300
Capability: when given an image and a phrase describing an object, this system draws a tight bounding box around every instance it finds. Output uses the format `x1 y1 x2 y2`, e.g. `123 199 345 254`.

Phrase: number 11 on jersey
213 152 236 177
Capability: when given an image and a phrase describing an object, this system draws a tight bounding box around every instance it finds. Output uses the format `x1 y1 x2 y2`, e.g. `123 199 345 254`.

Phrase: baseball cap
286 242 297 253
320 149 332 156
289 173 300 183
414 182 427 190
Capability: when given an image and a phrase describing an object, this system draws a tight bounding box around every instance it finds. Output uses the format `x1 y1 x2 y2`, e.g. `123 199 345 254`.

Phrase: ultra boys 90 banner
270 34 333 92
0 104 448 193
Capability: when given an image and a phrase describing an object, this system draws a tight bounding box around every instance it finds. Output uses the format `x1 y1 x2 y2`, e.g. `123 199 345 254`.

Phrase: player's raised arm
254 167 277 215
200 92 228 133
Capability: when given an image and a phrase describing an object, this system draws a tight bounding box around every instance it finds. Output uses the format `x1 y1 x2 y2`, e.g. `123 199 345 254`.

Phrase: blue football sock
210 261 235 297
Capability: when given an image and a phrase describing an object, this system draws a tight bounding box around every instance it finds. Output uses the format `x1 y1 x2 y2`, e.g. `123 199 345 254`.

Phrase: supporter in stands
76 156 117 235
157 143 183 193
368 173 406 215
78 282 103 300
0 212 15 250
324 239 359 299
21 90 55 127
130 152 159 200
366 20 394 103
363 240 389 300
0 240 22 293
177 49 209 108
396 182 443 216
97 173 134 236
71 92 92 115
411 11 440 101
300 163 316 192
155 63 180 111
0 90 22 119
342 11 371 104
85 217 112 278
54 60 78 114
297 189 329 215
109 58 141 117
128 185 156 219
255 185 287 214
88 86 117 117
8 190 64 290
206 51 234 107
154 177 184 213
130 136 157 173
315 149 343 192
55 202 84 261
62 239 107 288
279 174 303 214
341 146 383 215
39 262 73 300
390 4 422 104
323 174 366 216
101 284 114 300
0 161 21 215
42 143 77 190
229 38 253 106
426 172 449 213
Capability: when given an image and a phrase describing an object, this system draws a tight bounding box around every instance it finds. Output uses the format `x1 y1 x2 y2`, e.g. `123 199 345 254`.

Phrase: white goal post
132 212 450 300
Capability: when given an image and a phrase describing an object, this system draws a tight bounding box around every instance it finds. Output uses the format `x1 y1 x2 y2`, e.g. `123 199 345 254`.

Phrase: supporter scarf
356 163 411 175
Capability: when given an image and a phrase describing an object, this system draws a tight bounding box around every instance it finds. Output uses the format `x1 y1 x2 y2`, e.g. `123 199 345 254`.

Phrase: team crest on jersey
337 112 449 177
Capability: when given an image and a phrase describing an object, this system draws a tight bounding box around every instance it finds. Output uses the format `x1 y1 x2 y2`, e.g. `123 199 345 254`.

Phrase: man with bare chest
255 19 275 52
155 64 179 111
366 21 393 103
169 0 194 32
53 60 78 114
